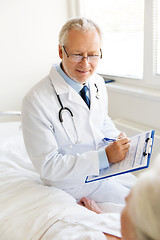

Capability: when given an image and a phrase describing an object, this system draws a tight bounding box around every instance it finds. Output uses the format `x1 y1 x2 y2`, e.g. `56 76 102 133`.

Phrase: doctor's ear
59 45 63 59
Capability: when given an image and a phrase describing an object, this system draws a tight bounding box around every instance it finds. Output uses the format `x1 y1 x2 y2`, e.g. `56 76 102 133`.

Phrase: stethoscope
94 83 100 99
52 82 100 145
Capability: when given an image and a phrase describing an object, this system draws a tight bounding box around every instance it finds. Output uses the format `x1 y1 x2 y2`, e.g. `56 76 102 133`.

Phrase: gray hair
129 156 160 240
59 17 102 47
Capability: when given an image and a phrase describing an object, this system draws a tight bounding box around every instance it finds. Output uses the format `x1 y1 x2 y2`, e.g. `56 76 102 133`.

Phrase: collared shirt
54 63 109 171
54 63 90 97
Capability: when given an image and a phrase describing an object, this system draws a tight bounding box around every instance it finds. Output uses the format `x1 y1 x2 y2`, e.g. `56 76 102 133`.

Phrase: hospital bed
0 112 136 240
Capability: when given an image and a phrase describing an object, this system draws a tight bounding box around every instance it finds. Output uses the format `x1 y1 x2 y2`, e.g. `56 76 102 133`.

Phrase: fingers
117 137 130 152
78 197 88 206
118 137 130 145
120 138 130 153
123 142 130 151
78 197 103 214
105 138 130 164
118 132 126 139
79 197 93 208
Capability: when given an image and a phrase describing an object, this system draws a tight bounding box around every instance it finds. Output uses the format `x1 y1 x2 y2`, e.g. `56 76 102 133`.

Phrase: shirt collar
54 63 89 93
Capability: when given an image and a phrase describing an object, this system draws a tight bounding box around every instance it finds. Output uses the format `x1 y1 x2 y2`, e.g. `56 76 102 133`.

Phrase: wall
106 83 160 131
0 0 70 111
106 83 160 171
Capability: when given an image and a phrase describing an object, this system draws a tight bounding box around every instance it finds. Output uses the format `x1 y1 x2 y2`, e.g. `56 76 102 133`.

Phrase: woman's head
121 157 160 240
121 190 138 240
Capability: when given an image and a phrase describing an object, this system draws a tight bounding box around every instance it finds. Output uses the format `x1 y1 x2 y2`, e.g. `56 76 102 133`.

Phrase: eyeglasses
63 46 102 63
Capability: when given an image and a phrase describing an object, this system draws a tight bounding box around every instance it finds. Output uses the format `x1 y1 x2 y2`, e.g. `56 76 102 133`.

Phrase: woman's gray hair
59 17 102 47
129 156 160 240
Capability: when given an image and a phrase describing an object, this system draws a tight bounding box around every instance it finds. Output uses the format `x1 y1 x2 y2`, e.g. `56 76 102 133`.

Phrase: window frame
69 0 160 90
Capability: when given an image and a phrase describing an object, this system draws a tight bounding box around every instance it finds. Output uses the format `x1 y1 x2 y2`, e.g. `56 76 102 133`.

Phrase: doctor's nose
80 56 90 66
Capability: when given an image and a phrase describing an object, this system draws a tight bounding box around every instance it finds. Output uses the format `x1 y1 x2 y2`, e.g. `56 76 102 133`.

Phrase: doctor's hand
117 132 126 139
105 137 130 164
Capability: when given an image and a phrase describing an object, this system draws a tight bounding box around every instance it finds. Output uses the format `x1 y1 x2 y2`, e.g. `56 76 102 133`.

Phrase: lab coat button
69 145 73 148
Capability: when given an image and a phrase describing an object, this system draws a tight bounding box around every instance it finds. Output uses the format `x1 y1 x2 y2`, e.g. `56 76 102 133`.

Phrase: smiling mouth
76 69 90 74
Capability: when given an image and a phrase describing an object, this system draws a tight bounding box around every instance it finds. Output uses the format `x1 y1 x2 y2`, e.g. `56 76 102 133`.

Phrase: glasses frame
63 46 102 63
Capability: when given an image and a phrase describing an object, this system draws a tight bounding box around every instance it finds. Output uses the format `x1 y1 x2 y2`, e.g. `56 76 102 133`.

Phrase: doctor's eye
88 55 101 60
69 55 83 62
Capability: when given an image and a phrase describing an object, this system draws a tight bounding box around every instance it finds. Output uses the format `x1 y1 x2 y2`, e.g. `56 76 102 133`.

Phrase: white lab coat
22 65 129 203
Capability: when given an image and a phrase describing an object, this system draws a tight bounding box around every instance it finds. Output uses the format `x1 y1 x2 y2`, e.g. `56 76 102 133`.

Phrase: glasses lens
88 56 100 63
69 55 101 63
64 46 102 63
69 55 83 63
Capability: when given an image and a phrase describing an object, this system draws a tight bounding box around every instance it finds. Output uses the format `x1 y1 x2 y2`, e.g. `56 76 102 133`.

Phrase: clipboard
85 130 155 183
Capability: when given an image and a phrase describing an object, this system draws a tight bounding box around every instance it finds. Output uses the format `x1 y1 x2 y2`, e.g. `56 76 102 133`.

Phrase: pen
104 137 117 142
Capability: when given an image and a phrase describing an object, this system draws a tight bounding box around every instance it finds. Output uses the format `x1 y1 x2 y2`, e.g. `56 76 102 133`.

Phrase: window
74 0 160 89
153 0 160 75
80 0 144 79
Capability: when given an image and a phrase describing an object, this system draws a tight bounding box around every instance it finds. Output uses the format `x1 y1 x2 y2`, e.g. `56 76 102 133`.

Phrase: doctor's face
59 29 101 84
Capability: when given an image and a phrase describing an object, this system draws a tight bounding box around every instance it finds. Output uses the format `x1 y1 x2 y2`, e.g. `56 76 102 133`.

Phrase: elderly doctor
22 18 130 203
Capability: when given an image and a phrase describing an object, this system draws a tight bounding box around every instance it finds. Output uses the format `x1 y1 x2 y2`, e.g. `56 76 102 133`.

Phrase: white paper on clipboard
85 130 155 183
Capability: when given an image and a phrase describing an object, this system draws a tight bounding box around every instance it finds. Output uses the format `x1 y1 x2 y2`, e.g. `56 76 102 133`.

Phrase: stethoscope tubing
56 94 74 122
50 79 99 144
59 106 73 123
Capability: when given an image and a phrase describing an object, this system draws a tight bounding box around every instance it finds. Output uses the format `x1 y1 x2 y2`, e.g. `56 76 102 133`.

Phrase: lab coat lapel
49 66 69 95
88 75 104 146
49 65 89 109
68 75 97 110
89 76 98 111
68 89 89 109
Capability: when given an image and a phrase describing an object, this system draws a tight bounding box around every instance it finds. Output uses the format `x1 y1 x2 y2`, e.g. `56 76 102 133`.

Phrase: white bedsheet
0 126 135 240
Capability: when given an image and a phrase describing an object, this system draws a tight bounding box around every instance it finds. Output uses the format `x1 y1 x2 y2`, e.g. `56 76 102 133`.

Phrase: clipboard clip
143 138 153 156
